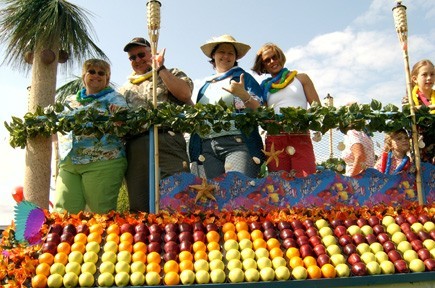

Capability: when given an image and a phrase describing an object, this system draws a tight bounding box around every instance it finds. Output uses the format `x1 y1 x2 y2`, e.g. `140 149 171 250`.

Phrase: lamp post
325 93 334 159
392 0 424 205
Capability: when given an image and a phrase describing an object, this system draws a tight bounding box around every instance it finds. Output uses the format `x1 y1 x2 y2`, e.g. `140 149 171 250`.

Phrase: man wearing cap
119 37 193 212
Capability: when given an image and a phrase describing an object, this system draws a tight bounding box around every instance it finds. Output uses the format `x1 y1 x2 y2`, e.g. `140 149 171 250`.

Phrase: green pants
54 157 127 214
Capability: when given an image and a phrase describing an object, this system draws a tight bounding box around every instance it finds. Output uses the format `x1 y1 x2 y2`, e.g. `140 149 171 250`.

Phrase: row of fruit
27 209 435 287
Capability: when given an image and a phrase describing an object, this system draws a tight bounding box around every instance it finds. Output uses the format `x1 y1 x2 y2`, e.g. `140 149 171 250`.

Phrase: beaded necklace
261 68 298 96
382 151 410 174
129 71 153 85
76 87 113 105
412 85 435 106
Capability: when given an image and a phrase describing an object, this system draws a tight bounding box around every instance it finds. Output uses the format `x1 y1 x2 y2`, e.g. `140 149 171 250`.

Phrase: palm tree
0 0 107 209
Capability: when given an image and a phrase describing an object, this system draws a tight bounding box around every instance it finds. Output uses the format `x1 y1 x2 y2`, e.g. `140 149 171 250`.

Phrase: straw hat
200 34 251 60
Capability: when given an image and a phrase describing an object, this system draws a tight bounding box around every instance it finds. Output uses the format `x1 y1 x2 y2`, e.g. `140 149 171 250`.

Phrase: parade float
1 0 435 287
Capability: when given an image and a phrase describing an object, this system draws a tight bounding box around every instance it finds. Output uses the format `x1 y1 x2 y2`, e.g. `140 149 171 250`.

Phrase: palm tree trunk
24 46 58 209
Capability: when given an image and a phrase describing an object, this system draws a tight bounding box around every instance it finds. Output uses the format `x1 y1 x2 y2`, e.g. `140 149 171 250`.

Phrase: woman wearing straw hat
189 34 265 179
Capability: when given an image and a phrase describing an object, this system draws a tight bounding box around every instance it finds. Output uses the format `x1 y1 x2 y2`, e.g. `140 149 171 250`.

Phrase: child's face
391 132 410 154
415 64 434 91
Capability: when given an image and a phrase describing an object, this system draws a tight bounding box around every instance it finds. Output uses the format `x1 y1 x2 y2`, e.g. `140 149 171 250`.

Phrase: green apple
145 271 160 285
275 266 290 280
244 268 260 282
370 242 384 254
65 262 81 275
47 273 63 288
330 254 346 266
291 266 307 280
356 243 370 254
381 215 395 227
115 271 130 287
130 271 145 286
101 251 117 264
315 219 329 229
115 261 130 273
227 259 242 270
360 225 374 236
209 259 225 271
391 231 407 244
98 272 114 287
322 235 337 247
326 244 341 256
335 263 350 277
239 238 253 250
228 268 244 283
403 250 419 263
50 262 66 276
224 239 239 251
423 239 435 250
210 269 226 283
241 248 256 260
103 240 118 253
195 270 210 284
62 272 78 288
180 270 195 285
78 272 94 287
409 258 425 272
375 251 389 263
347 225 361 236
360 252 376 264
225 249 241 261
257 257 272 269
319 226 333 237
208 250 223 261
255 247 269 260
386 223 401 235
379 260 395 274
411 222 424 233
423 221 435 232
81 262 96 275
68 251 83 264
194 259 209 272
83 251 99 264
117 250 132 263
272 256 287 269
85 241 100 253
242 258 257 270
130 261 146 273
99 261 115 274
366 261 381 275
260 267 275 281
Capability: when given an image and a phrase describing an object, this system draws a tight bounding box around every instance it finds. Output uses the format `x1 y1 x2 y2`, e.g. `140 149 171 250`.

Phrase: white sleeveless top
266 77 307 113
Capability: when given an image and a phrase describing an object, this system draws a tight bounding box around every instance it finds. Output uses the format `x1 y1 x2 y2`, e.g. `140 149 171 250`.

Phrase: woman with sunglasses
252 43 320 177
54 59 128 214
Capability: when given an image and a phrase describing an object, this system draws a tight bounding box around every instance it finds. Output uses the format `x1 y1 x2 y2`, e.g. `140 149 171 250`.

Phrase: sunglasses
263 54 278 64
87 69 106 76
129 52 147 61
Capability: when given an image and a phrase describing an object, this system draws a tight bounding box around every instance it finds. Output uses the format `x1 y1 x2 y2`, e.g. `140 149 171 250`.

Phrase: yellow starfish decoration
189 178 217 203
262 142 284 167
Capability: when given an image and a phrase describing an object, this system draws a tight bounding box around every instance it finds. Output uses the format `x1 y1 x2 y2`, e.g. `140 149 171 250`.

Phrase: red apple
76 224 90 235
306 227 318 238
368 216 380 227
60 232 74 245
149 223 162 234
164 231 178 243
418 214 430 224
179 232 193 243
49 224 63 235
42 242 57 255
120 223 135 235
63 224 77 236
163 251 178 262
164 223 178 233
317 253 331 267
205 223 218 232
417 248 431 261
290 220 303 230
249 221 262 232
330 219 344 228
377 233 390 244
309 235 322 247
296 236 309 247
133 232 148 244
282 238 297 249
179 240 192 252
387 250 402 262
382 241 396 253
193 222 205 232
424 258 435 271
280 229 294 240
344 219 357 228
343 243 357 256
299 244 314 258
262 220 275 231
411 239 424 251
400 223 411 233
263 228 278 240
405 231 418 242
394 259 409 273
136 223 150 235
417 231 430 242
395 215 407 226
313 244 327 256
365 234 377 245
45 233 61 245
164 241 180 254
351 262 367 276
193 231 206 243
430 230 435 241
334 226 347 238
147 241 161 253
277 221 291 231
352 234 367 245
357 218 368 228
372 224 385 235
148 232 162 243
303 219 315 229
347 253 361 265
406 215 418 225
338 235 353 247
293 228 307 238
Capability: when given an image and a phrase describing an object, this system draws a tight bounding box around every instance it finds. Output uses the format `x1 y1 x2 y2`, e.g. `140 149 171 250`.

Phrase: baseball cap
123 37 151 52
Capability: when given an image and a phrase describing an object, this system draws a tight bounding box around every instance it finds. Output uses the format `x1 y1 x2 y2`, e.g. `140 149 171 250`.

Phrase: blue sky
0 0 434 224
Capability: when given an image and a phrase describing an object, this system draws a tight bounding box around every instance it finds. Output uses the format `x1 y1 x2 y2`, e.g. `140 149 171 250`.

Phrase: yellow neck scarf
412 85 435 114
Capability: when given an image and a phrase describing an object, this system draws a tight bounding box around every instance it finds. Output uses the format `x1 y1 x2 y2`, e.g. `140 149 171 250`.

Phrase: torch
325 93 334 159
392 0 424 204
147 0 161 213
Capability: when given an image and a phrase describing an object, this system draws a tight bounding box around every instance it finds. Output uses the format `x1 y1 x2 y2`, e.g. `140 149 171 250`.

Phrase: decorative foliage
4 100 434 149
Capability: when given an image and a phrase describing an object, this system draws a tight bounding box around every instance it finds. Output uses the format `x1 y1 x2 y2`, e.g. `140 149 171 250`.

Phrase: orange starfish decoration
189 178 217 203
262 142 284 167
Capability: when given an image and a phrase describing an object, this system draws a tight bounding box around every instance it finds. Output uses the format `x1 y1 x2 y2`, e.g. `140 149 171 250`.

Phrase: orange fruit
194 250 208 261
35 262 51 277
164 260 179 273
252 238 267 250
303 256 317 268
321 263 337 278
71 242 86 254
133 242 147 253
107 223 120 235
235 221 249 232
289 256 304 269
54 252 68 265
223 230 238 241
222 222 236 233
57 242 71 255
31 274 47 288
179 251 193 262
106 233 120 244
118 241 133 253
89 223 104 235
147 251 162 264
237 230 251 241
179 260 194 272
206 241 220 252
206 230 220 243
119 232 134 244
164 271 180 285
307 265 322 279
266 238 281 250
146 262 161 273
74 233 87 244
193 241 207 253
132 251 147 263
269 247 284 259
286 247 300 259
250 229 263 241
87 232 102 244
38 253 54 265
